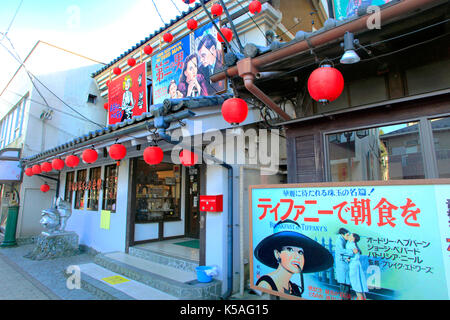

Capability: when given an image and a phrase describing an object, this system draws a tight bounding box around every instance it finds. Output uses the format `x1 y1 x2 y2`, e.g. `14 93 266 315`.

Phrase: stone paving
0 244 96 300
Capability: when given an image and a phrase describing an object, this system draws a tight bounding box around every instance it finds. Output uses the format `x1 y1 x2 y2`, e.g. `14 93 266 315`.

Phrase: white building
0 41 106 239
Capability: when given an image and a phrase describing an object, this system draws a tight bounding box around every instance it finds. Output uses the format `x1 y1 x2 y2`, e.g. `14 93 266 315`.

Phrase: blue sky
0 0 194 92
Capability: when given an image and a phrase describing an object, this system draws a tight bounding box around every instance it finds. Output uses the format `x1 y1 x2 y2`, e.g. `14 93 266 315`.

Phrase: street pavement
0 243 96 300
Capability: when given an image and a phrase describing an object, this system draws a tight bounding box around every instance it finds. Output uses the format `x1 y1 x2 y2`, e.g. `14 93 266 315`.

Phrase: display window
87 167 101 211
74 169 87 209
102 164 118 212
134 160 181 223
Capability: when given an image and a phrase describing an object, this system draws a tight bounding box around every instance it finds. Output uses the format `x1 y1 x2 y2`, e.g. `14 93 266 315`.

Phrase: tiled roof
21 94 231 164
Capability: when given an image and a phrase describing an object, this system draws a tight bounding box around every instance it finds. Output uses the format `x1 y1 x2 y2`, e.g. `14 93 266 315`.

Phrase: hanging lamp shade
144 45 153 55
25 167 34 177
217 27 233 43
52 158 65 171
249 0 262 14
32 164 42 175
144 146 164 165
163 33 174 43
211 3 223 16
187 19 198 30
65 155 80 168
82 148 98 164
179 149 198 167
307 64 344 104
109 143 127 160
41 162 53 172
113 67 122 75
127 58 136 67
222 98 248 125
40 183 50 193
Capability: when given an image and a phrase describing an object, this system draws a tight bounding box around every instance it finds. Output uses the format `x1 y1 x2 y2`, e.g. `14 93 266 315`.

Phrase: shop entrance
185 165 201 239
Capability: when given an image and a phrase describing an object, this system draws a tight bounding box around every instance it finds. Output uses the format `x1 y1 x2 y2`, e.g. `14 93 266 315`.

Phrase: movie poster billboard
249 180 450 300
332 0 393 20
151 21 226 104
108 62 147 125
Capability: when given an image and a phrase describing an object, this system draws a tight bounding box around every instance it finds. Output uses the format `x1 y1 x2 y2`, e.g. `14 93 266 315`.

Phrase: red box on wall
199 195 223 212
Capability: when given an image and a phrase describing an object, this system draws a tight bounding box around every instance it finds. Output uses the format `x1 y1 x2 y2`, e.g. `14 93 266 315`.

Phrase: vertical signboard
108 62 147 125
249 180 450 300
151 21 226 104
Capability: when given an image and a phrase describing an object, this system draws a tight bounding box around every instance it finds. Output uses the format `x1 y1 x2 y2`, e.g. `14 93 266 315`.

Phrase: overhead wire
0 0 24 42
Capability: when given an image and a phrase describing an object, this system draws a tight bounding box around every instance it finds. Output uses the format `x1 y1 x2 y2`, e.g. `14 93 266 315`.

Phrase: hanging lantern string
319 58 335 68
167 0 231 60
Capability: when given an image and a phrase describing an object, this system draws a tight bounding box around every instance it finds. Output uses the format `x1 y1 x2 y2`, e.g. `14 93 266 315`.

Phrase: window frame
74 169 87 210
64 171 75 206
86 166 102 211
323 115 448 182
102 164 118 213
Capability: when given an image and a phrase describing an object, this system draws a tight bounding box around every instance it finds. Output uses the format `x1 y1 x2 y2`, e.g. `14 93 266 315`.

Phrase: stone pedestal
24 231 80 260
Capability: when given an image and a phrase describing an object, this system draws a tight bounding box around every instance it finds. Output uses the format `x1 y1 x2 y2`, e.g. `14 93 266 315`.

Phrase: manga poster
108 62 147 125
249 180 450 300
151 21 226 105
332 0 393 20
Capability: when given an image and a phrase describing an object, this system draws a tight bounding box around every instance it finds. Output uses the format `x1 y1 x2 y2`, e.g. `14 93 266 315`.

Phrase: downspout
237 58 292 121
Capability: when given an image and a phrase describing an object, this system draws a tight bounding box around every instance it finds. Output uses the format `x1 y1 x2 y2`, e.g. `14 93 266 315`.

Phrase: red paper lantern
113 67 121 75
144 146 164 165
211 3 223 16
25 167 34 177
104 103 108 110
222 98 248 125
41 162 53 172
182 0 196 3
109 144 126 160
179 149 198 167
249 0 262 14
217 27 233 43
163 33 174 43
32 164 42 175
127 58 136 67
307 65 344 104
82 149 98 164
65 155 80 168
52 158 65 171
187 19 198 30
40 183 50 193
144 45 153 55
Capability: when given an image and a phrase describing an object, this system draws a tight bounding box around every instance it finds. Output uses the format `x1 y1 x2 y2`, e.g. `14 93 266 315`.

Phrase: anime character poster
333 0 393 20
249 180 450 300
108 62 147 125
151 21 226 104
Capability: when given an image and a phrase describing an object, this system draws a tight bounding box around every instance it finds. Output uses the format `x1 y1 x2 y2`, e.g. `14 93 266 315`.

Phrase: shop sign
0 148 22 184
332 0 393 20
70 179 103 192
108 62 147 125
151 21 227 104
249 180 450 300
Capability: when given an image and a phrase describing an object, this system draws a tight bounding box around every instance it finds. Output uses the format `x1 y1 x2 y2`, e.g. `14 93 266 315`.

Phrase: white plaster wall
205 164 228 294
65 159 129 253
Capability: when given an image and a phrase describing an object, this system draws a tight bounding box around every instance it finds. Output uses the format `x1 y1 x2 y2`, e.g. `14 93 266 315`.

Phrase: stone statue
40 197 72 235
